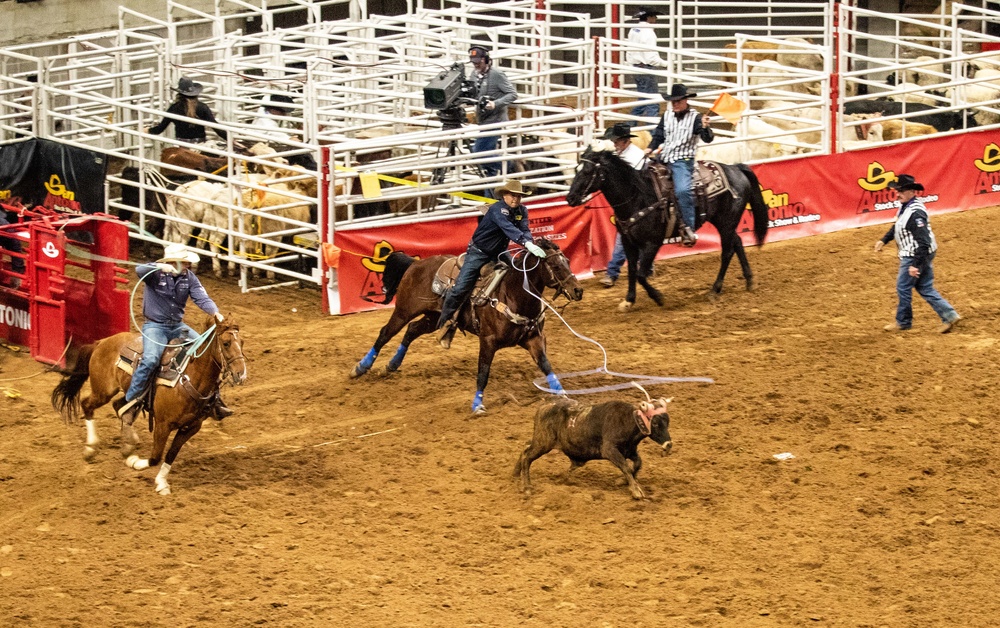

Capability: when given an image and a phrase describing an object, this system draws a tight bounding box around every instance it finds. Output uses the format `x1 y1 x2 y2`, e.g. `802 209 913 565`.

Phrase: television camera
423 63 488 129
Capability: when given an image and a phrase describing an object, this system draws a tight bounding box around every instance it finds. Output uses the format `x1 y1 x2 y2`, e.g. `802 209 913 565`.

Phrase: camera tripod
430 105 486 188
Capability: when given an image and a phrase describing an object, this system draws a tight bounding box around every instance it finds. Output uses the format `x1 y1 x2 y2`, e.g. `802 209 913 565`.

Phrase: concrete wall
0 0 236 46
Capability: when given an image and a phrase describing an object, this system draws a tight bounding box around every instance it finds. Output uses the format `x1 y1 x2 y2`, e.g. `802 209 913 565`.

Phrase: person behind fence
146 77 228 144
646 83 713 247
468 44 518 185
435 180 546 349
115 243 233 426
600 123 648 288
874 174 961 334
252 93 296 142
626 7 670 124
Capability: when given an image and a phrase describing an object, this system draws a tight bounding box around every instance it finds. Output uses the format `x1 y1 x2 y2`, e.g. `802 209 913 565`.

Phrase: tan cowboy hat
160 243 200 264
495 180 532 197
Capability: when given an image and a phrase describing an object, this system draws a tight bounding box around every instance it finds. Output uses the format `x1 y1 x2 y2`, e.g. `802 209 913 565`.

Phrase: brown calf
514 397 672 499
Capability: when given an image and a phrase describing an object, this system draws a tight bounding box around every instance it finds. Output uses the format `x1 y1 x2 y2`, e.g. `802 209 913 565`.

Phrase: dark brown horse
350 238 583 414
51 314 247 495
160 146 230 181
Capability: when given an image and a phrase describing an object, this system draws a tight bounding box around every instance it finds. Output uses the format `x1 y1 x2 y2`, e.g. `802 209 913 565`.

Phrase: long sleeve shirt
473 65 518 126
149 99 228 141
625 24 669 68
879 197 937 268
470 200 533 259
136 263 219 324
649 109 714 162
618 142 647 169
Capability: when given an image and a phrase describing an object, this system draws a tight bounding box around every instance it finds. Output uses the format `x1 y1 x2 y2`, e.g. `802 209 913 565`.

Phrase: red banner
329 129 1000 314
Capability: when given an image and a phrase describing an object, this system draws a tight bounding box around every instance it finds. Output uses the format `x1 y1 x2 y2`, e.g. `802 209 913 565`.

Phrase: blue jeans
669 158 696 229
606 233 626 280
438 244 493 328
125 321 199 402
472 135 501 182
894 254 958 328
630 70 660 122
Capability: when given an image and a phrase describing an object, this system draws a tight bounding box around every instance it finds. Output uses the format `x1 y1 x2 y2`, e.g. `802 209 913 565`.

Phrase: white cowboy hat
160 243 200 264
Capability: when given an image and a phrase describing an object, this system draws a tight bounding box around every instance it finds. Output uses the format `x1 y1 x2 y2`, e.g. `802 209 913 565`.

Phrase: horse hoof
746 278 757 291
707 290 721 303
617 300 634 313
83 446 97 462
472 405 487 415
126 455 149 470
349 365 366 379
156 485 171 496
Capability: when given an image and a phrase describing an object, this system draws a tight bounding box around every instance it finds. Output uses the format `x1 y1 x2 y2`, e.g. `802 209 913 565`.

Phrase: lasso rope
508 250 714 395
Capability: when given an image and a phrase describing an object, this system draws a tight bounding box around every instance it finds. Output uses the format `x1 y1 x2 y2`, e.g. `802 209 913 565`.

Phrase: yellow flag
359 171 382 199
710 93 748 125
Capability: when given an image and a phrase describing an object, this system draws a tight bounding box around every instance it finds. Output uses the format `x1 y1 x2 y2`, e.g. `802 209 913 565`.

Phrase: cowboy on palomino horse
436 179 548 349
115 243 233 426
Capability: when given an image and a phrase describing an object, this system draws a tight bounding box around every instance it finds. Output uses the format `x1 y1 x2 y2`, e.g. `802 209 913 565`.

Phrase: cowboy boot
438 320 458 350
680 224 698 247
212 396 234 420
114 396 142 427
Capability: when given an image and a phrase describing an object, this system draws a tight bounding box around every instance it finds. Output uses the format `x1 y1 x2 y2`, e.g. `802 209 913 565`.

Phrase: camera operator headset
468 44 518 188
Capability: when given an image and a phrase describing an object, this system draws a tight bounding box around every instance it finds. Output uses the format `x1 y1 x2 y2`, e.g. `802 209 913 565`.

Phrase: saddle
115 335 193 389
646 160 734 238
431 254 508 306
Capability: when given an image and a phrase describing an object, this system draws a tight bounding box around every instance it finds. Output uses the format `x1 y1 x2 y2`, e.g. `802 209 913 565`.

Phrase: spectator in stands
626 7 669 125
468 44 518 190
646 83 713 247
435 180 546 349
147 77 228 144
874 174 960 333
115 243 233 426
600 123 648 288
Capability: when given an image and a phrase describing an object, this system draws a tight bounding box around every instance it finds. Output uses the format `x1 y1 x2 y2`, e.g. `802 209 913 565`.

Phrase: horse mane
586 147 658 204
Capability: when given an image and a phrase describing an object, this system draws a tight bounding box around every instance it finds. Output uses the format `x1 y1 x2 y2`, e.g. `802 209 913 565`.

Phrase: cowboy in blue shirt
436 180 547 349
115 243 232 425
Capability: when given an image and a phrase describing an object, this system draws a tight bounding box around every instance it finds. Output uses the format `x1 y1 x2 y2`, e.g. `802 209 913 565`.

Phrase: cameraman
468 45 517 191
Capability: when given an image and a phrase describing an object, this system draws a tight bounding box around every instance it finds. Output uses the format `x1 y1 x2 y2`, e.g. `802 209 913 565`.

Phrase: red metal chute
0 204 130 367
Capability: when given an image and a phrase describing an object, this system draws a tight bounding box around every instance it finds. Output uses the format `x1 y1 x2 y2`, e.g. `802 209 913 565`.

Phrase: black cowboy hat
263 93 294 113
888 173 925 192
662 83 697 101
603 123 637 141
174 77 203 97
631 6 662 21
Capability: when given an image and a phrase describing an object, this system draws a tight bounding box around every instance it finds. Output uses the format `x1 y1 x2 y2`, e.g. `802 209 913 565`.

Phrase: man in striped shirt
647 84 714 247
874 174 960 333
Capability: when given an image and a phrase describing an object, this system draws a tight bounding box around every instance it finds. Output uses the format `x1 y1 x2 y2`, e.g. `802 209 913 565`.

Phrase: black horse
349 238 584 414
565 145 770 308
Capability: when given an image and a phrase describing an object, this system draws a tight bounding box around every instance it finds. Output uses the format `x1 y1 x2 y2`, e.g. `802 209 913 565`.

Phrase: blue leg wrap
546 372 565 394
358 347 378 372
387 343 409 371
472 390 484 412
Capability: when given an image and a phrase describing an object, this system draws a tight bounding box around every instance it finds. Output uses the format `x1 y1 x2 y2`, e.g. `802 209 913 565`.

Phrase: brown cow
514 397 673 499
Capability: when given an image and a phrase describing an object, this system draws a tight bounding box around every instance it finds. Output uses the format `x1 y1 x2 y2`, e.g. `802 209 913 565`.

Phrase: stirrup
115 396 142 425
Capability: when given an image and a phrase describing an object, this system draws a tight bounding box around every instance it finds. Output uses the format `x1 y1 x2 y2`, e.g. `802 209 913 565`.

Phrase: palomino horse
565 144 770 309
350 238 584 413
51 314 247 495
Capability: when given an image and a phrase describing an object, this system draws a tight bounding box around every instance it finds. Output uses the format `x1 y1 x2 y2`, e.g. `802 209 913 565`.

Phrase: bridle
570 155 605 201
538 248 578 301
213 326 248 386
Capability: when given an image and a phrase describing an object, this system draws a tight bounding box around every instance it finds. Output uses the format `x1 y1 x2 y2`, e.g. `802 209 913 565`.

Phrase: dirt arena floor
2 205 1000 627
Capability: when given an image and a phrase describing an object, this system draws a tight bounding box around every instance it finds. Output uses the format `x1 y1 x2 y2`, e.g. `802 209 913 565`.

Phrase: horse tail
380 251 416 304
737 163 770 246
50 343 95 423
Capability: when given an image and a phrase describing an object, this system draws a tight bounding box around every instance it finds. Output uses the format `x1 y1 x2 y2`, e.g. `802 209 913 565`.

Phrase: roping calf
514 397 673 499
